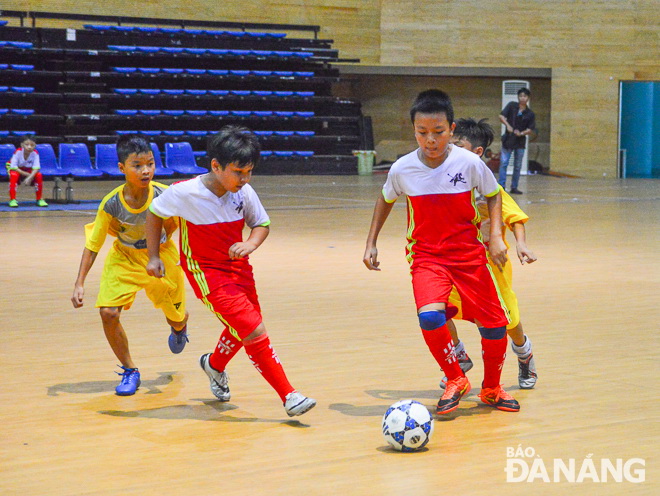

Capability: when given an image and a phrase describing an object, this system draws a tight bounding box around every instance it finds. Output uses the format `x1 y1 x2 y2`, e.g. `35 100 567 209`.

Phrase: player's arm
229 225 269 259
512 222 537 265
363 195 395 271
485 191 508 270
145 210 166 277
71 248 98 308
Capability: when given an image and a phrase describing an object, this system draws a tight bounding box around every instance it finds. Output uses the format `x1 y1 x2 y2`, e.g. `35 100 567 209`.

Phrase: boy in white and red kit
6 135 47 207
146 126 316 417
363 90 520 414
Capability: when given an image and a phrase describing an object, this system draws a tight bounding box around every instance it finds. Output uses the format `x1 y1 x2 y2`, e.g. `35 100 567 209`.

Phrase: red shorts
411 261 509 328
202 282 263 340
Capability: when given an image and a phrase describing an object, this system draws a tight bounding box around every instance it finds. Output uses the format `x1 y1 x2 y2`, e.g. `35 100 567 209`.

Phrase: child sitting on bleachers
6 134 48 207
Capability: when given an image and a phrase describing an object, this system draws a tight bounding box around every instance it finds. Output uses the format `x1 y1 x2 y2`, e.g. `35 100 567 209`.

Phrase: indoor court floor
1 174 658 495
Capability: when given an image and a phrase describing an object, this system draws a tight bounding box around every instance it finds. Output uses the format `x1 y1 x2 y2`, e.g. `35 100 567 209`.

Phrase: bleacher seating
34 144 64 177
164 142 207 175
94 144 124 177
0 12 366 176
0 143 15 177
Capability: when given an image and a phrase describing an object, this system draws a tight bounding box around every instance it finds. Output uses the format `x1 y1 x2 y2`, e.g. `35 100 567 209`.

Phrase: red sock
9 170 19 200
481 336 507 388
209 327 243 372
421 325 463 380
243 334 295 402
34 172 43 200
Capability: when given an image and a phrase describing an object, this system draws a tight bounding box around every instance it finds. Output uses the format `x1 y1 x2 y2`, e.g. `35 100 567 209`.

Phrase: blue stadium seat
185 69 206 75
295 91 315 97
137 27 158 33
230 90 250 96
9 42 33 49
208 69 228 75
253 90 273 96
11 87 34 93
209 90 229 96
296 131 315 136
293 52 314 58
246 32 267 38
294 71 314 77
251 50 273 57
254 131 274 136
185 89 207 95
185 110 207 116
260 151 273 157
274 71 293 76
12 130 36 136
0 64 7 70
165 142 207 175
229 50 250 57
163 89 184 95
0 21 6 27
186 130 208 136
274 151 294 157
296 111 315 117
275 91 293 97
275 131 294 136
139 110 162 116
0 130 9 137
185 29 204 35
11 64 34 71
95 143 124 177
11 109 35 115
161 47 185 54
229 70 250 76
253 71 273 77
137 46 160 53
162 68 184 74
0 144 15 177
0 86 7 92
208 49 230 56
295 151 315 157
164 130 185 136
274 51 294 57
253 111 273 117
112 26 135 32
138 67 160 74
226 31 246 37
266 33 286 39
209 110 229 116
59 144 104 178
0 109 8 115
163 110 184 116
115 109 139 116
139 89 161 95
34 144 63 177
275 111 294 117
204 30 226 36
140 130 162 136
150 143 175 177
158 28 182 34
112 67 137 73
230 111 251 117
115 130 138 135
108 45 135 52
185 48 207 55
84 24 112 31
113 88 138 95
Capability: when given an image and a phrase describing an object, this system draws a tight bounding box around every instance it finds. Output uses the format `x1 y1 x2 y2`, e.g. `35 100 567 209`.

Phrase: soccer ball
382 400 434 452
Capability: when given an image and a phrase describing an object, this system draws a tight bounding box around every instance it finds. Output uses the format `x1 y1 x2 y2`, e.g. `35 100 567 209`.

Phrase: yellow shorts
448 259 519 329
96 239 186 322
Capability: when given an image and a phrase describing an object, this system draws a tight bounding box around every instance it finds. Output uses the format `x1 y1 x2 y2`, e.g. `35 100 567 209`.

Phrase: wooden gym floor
0 174 658 495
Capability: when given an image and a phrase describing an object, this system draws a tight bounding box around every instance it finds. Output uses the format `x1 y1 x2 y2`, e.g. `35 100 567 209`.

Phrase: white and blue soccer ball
382 400 434 452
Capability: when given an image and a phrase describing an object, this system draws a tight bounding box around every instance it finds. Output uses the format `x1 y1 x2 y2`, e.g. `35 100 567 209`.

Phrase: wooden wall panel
8 0 660 176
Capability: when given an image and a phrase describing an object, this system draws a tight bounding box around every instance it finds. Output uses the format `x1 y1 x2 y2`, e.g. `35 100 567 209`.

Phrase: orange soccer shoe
436 376 471 415
478 384 520 412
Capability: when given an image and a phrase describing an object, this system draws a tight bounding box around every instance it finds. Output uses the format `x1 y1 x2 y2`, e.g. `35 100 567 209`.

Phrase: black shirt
500 101 536 149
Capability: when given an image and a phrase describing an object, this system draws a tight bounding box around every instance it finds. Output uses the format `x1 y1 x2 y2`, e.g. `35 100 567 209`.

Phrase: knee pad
418 310 446 331
479 326 507 340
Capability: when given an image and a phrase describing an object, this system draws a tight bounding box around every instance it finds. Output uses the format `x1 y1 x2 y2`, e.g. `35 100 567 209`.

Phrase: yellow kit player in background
71 135 189 396
442 118 538 390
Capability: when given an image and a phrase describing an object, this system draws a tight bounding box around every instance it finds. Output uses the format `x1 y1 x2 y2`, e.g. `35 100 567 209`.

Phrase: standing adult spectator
498 88 536 194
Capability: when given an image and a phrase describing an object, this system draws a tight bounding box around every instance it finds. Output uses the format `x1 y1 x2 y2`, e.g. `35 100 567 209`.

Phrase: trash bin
353 150 376 176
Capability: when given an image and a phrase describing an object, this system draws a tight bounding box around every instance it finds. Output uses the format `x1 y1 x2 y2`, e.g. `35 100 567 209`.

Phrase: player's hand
71 285 85 308
24 177 33 186
363 245 381 271
516 244 537 265
229 241 256 259
514 129 522 136
488 237 508 271
146 258 165 278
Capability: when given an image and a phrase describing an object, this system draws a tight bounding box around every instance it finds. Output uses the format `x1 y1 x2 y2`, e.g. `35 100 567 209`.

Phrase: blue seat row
0 130 36 137
85 25 286 38
0 41 34 49
107 45 313 58
0 64 34 71
114 130 316 137
113 109 315 117
0 142 207 178
0 86 35 93
0 109 35 115
111 67 315 77
260 151 315 157
112 88 315 97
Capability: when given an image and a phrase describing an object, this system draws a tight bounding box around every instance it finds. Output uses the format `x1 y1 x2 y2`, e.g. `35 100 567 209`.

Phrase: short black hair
517 87 531 97
19 134 36 145
410 89 454 125
207 125 260 168
116 134 152 163
454 118 495 151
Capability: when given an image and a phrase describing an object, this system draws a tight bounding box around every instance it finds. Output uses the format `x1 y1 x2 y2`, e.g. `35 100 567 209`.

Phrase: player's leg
96 246 143 395
454 264 519 412
439 319 474 389
8 170 19 207
99 306 141 396
413 264 470 414
493 259 537 388
33 171 47 206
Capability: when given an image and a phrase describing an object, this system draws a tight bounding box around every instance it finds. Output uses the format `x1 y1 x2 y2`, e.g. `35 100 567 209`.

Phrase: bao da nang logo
505 445 646 483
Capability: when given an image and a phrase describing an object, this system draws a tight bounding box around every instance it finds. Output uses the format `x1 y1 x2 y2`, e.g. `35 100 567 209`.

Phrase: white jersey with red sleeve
382 145 500 267
149 176 270 297
8 148 40 171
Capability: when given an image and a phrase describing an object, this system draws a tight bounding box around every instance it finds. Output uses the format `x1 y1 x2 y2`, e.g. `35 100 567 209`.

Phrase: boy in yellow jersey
71 135 189 396
441 118 538 389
